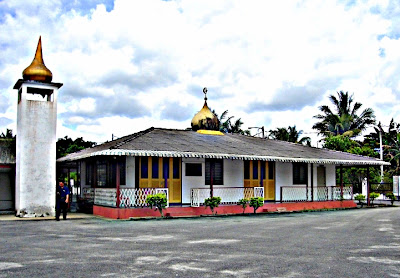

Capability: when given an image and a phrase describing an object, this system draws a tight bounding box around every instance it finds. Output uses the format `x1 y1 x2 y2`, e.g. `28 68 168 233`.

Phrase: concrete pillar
14 80 62 217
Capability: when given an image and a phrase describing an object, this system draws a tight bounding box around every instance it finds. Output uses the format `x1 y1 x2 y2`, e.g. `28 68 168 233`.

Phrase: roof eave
56 149 390 166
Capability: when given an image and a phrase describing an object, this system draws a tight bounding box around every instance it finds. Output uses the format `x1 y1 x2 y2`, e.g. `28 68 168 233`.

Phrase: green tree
313 91 375 137
323 134 381 186
57 136 96 158
0 129 15 139
269 126 311 146
212 109 250 135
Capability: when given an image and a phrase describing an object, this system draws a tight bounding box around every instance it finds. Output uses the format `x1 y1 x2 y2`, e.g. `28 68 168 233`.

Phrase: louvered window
205 159 223 185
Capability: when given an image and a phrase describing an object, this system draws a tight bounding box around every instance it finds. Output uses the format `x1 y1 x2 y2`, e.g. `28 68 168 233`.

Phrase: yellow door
244 160 275 201
165 157 181 203
263 161 275 201
139 157 181 203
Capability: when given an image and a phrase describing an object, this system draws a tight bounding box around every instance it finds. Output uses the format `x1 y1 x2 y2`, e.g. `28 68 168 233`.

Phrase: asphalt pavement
0 207 399 277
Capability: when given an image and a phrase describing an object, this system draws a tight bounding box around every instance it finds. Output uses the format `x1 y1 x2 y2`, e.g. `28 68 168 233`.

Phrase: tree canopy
268 126 311 146
212 109 250 135
313 91 375 137
57 136 96 158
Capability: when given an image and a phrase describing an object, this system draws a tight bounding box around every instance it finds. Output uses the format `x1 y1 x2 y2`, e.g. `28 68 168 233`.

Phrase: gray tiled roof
0 140 16 164
57 127 389 166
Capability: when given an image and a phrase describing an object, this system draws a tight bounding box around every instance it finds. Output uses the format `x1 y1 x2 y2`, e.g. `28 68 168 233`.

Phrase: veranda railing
191 187 264 207
94 188 169 208
280 186 353 202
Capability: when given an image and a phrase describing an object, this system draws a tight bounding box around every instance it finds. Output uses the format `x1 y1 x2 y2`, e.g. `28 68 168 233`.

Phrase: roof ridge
112 127 155 149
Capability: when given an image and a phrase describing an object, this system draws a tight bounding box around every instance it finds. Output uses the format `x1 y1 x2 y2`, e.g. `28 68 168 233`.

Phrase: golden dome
191 88 220 131
22 36 53 83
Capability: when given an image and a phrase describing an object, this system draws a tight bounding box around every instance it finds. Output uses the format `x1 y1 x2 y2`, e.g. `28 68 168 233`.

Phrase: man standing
56 182 70 221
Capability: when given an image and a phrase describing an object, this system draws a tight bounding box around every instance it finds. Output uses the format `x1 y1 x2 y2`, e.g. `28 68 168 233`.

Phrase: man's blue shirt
58 186 70 200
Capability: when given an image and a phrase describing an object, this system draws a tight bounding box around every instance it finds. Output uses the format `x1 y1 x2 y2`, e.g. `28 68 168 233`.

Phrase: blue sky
1 0 400 145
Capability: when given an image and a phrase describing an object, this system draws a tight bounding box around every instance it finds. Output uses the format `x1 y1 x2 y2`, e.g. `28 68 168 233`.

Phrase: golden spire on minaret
22 36 53 83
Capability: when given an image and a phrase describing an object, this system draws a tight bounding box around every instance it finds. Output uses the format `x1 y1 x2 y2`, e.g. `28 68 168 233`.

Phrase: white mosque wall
275 162 337 201
182 157 205 204
125 156 135 188
181 158 244 204
326 164 336 186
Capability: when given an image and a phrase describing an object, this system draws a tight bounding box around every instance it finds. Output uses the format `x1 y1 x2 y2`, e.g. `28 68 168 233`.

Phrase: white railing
332 186 353 200
94 188 169 208
94 188 117 207
281 186 353 202
119 188 169 208
280 186 308 202
191 187 264 207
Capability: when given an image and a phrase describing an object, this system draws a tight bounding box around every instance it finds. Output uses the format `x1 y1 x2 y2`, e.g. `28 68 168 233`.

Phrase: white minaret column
13 37 63 217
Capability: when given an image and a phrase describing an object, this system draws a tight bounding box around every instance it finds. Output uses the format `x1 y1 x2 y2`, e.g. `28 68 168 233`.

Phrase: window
244 160 250 179
97 161 107 187
152 157 159 178
293 163 308 184
163 158 170 179
260 161 266 180
268 161 274 180
253 161 258 179
205 159 223 185
173 158 180 179
185 163 202 176
141 157 148 178
95 158 126 187
110 160 126 186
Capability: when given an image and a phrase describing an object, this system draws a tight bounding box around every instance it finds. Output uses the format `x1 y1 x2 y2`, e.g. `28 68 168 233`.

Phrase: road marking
98 235 174 242
170 263 207 272
0 262 23 271
348 256 400 265
187 239 240 244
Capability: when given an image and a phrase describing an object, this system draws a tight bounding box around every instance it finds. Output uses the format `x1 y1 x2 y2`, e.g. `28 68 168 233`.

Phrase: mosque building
0 37 390 218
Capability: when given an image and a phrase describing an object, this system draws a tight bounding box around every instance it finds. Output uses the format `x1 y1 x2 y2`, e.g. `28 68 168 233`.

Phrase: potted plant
354 194 365 207
249 197 264 214
369 192 380 206
204 196 221 215
146 193 168 217
386 192 396 206
238 198 249 214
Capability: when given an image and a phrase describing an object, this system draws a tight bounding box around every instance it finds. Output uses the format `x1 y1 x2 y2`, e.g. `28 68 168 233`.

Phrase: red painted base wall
93 200 357 219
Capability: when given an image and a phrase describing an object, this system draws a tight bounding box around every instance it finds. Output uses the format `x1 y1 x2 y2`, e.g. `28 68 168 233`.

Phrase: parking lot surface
1 207 399 277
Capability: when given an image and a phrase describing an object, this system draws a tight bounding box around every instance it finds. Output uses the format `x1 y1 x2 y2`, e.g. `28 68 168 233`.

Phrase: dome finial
203 87 208 102
22 36 53 83
191 87 220 131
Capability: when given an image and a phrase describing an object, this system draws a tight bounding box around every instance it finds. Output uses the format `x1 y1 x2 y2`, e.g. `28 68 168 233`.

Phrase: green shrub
238 198 249 214
146 193 168 217
249 197 264 214
204 196 221 214
386 192 396 205
354 194 365 205
369 192 380 206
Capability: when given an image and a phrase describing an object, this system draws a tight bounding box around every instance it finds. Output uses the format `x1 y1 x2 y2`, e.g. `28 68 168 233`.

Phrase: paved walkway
0 212 95 221
0 207 399 277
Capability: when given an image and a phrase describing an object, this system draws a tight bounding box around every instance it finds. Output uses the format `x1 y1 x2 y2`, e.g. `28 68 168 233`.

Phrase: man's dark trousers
56 201 68 220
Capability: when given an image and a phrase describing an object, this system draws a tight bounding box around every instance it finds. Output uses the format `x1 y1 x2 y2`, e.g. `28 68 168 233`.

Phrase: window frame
293 162 308 185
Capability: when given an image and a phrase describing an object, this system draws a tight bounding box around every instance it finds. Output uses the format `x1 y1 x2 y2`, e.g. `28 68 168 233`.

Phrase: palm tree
0 129 15 139
269 126 311 146
313 91 375 137
211 109 250 135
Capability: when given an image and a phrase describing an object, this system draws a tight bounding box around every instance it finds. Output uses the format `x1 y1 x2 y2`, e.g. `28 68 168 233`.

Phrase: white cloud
1 0 400 145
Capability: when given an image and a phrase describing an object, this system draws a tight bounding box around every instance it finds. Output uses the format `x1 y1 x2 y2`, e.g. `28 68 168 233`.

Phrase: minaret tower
13 37 62 217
